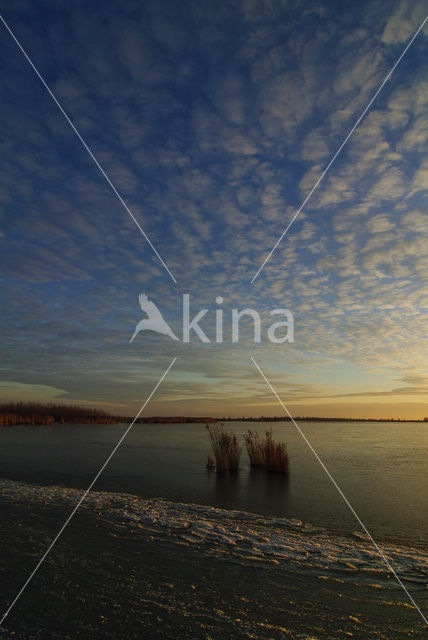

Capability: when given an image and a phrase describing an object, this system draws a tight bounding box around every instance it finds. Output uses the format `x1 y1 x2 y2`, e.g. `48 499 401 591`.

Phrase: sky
0 0 427 419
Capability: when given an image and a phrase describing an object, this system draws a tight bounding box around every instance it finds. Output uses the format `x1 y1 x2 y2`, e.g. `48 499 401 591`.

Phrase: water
0 420 427 546
1 421 427 638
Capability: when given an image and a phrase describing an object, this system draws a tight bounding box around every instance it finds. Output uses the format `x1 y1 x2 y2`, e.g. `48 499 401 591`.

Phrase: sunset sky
1 0 427 419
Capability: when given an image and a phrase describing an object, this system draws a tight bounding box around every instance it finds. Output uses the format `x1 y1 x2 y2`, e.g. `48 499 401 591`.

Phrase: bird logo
130 293 179 343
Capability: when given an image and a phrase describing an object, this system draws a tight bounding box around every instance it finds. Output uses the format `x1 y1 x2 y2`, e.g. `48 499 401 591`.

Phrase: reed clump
206 424 241 472
243 430 265 467
206 454 216 469
264 429 289 473
244 429 289 474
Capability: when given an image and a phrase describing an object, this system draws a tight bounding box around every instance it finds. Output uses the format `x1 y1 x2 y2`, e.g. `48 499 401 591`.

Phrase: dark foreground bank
0 480 427 639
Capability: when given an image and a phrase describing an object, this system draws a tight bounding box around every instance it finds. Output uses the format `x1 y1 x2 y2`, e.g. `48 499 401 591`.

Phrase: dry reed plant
206 424 241 472
244 429 289 473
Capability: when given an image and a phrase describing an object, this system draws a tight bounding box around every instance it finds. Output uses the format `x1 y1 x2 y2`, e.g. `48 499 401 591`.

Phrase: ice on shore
1 477 427 592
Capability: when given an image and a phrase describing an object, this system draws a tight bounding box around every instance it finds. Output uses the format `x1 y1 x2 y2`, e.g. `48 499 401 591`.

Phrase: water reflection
208 468 290 515
210 469 241 509
246 468 290 515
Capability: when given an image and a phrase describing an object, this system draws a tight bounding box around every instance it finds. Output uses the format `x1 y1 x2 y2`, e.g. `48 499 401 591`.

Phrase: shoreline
1 404 428 426
1 478 427 639
2 476 428 554
1 416 428 426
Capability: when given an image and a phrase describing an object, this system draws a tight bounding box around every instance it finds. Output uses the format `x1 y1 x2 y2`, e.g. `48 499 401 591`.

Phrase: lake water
0 420 427 547
1 421 427 639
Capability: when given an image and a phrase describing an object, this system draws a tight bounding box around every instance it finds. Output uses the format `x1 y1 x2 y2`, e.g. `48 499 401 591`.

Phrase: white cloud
301 129 330 162
402 210 428 232
381 2 428 44
366 214 395 233
411 158 428 194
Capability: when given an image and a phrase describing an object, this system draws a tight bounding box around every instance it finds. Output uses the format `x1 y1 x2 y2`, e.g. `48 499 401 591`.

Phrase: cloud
402 210 428 232
301 129 330 162
381 2 428 44
0 381 68 403
1 0 427 418
366 214 395 233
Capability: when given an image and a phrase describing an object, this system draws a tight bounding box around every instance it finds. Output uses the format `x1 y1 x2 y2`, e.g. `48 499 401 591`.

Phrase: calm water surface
0 420 427 547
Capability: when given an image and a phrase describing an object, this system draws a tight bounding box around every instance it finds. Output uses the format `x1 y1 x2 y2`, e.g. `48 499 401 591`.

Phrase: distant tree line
127 416 217 424
0 402 116 425
220 416 427 423
0 402 218 425
0 402 426 426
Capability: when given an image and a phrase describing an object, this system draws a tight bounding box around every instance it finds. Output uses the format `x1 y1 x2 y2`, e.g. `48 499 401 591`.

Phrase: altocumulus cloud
0 0 427 416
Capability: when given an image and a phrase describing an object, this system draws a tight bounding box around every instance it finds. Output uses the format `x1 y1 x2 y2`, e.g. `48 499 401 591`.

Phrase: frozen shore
0 479 427 639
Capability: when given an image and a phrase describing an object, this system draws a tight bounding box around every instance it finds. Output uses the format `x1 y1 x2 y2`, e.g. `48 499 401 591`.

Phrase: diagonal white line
251 15 428 284
250 356 428 626
0 13 177 285
0 356 177 627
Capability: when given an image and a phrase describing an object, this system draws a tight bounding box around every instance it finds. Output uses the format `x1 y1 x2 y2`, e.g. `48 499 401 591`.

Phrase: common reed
243 430 265 467
206 424 241 472
244 429 289 474
206 454 216 469
264 429 289 473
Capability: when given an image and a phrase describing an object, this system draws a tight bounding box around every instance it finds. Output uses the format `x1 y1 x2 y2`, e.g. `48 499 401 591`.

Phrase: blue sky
0 0 427 418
